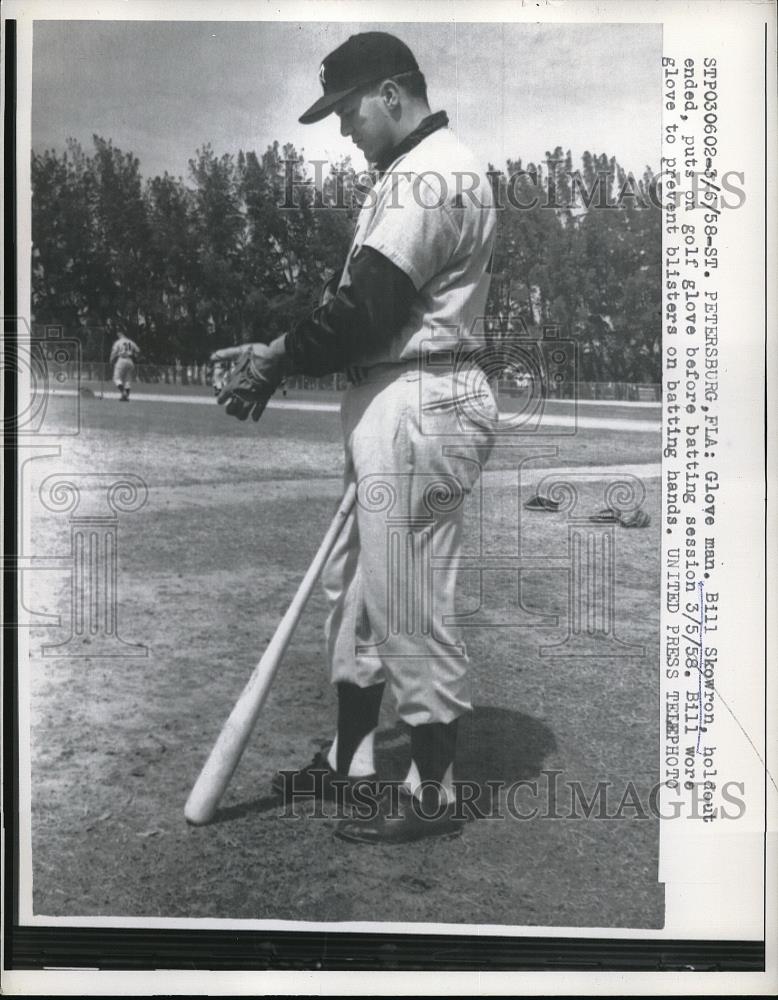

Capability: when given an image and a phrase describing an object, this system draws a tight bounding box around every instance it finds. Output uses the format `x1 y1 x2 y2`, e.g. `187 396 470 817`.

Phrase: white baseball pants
113 358 135 387
322 361 497 725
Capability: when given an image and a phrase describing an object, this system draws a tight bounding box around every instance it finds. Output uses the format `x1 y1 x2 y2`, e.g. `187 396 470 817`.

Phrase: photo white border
2 0 776 993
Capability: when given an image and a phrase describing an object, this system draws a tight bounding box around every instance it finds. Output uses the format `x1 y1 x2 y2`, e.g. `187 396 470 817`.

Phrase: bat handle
184 482 356 825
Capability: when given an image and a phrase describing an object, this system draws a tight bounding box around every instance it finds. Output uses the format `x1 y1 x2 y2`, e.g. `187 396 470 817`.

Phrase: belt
345 351 485 387
344 360 420 386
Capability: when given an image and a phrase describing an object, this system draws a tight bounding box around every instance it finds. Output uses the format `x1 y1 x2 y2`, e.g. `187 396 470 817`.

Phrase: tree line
31 137 661 381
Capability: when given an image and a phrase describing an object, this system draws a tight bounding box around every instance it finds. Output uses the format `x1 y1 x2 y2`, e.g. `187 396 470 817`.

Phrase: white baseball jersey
110 336 140 363
337 127 496 368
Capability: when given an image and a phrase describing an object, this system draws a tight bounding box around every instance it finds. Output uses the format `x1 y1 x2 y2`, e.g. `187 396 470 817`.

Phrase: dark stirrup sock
335 681 385 775
409 718 459 804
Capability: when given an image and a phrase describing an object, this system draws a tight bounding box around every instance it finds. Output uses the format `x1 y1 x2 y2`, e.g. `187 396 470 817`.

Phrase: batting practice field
25 382 664 928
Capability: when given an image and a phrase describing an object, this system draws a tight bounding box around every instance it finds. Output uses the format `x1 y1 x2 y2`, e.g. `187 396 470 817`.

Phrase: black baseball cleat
271 750 377 805
334 786 463 845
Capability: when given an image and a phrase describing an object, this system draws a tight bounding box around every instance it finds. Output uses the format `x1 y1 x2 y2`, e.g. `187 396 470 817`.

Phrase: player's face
335 87 394 165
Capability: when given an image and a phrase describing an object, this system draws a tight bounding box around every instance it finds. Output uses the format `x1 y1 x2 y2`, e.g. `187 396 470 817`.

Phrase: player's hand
216 343 283 423
318 268 343 309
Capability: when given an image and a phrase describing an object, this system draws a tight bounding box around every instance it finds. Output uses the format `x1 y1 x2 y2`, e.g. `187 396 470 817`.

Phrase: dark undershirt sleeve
285 247 416 377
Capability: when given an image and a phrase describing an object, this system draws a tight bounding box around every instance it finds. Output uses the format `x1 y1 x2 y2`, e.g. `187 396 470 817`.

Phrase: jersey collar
375 110 450 174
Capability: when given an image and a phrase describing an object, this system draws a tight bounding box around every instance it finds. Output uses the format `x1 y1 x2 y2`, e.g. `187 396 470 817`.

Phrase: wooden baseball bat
184 482 356 825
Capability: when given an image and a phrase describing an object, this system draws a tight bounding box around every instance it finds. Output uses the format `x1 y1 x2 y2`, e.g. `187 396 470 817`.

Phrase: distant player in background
110 330 140 402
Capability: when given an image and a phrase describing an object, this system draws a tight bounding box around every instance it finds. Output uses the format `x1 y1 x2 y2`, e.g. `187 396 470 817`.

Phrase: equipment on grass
184 483 357 826
589 506 651 528
524 494 562 511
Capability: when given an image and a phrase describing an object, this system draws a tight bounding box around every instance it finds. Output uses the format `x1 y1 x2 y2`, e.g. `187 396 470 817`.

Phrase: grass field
26 388 664 929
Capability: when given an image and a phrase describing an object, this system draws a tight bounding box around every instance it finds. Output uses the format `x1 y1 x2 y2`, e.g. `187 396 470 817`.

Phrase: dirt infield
26 393 663 928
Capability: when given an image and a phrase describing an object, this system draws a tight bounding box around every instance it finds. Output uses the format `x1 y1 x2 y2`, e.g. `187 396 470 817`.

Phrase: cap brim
298 85 357 124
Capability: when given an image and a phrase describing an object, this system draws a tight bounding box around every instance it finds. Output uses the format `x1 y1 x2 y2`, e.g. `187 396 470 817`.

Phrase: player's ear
378 79 401 114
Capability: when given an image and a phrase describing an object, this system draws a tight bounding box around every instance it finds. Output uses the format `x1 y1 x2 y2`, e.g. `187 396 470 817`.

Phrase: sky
31 20 662 181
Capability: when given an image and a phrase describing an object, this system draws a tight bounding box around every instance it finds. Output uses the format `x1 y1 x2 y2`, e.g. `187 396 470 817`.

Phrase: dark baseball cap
299 31 419 125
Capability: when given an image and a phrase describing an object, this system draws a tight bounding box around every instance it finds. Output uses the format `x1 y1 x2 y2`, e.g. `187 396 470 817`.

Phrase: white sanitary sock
327 731 376 776
403 760 455 805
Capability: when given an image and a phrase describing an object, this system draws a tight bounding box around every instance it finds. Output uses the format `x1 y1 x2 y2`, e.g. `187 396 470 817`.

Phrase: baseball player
216 32 497 844
109 330 140 401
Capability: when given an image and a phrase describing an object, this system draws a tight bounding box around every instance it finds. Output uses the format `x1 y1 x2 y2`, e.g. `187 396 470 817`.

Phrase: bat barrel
184 483 356 825
184 655 278 824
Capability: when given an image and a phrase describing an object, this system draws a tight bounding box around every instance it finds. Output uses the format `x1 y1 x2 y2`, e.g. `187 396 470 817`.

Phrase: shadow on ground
211 705 555 824
377 705 555 783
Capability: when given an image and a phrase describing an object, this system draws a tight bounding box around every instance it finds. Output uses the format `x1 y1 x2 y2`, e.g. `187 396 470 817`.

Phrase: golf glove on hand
215 343 284 423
